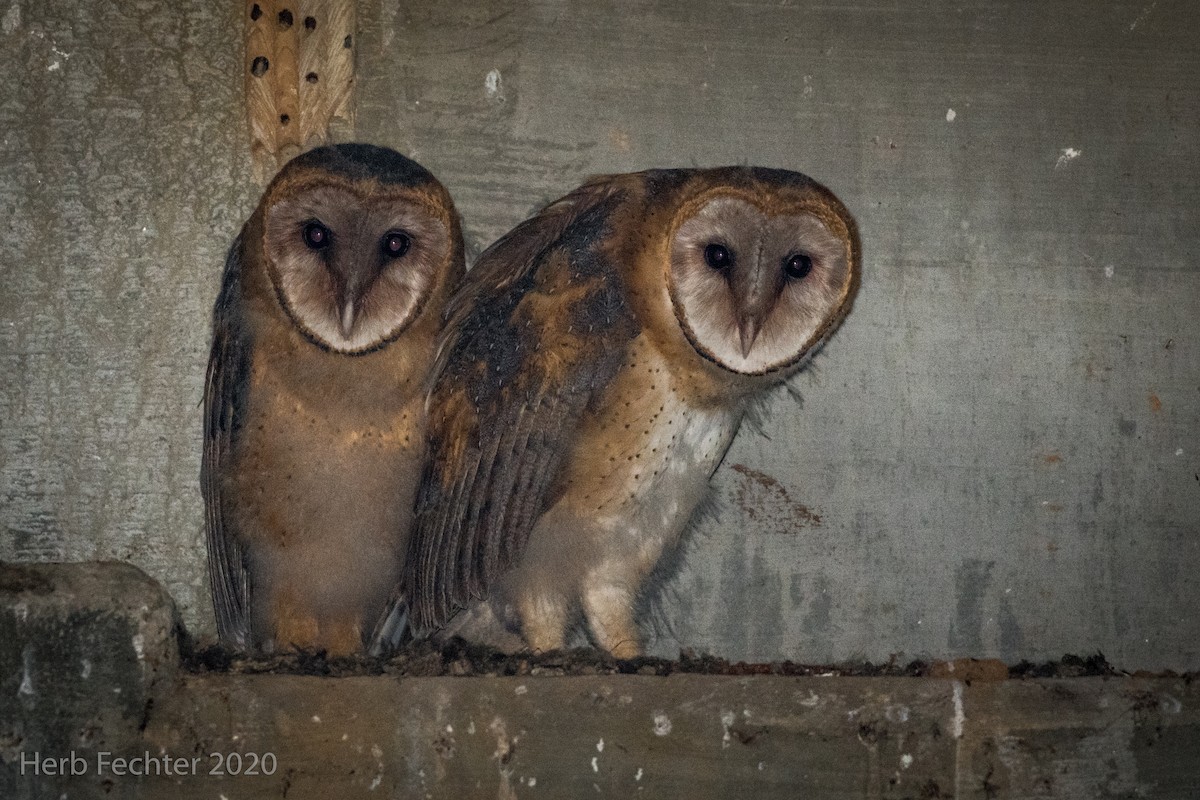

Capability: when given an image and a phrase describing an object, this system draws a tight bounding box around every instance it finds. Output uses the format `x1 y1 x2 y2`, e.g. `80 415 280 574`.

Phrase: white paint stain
758 761 765 771
131 634 145 660
596 738 604 752
13 601 28 622
886 705 910 723
635 768 643 781
802 75 813 98
312 715 322 723
490 717 512 762
1055 147 1082 169
514 684 528 695
720 710 735 748
901 753 914 769
591 756 599 773
369 775 381 790
528 777 537 787
1129 2 1157 31
951 682 965 739
1105 265 1115 278
80 659 91 679
945 108 957 122
1175 448 1184 457
1160 694 1182 714
2 3 19 35
652 712 672 736
799 691 820 707
468 720 476 735
484 68 504 101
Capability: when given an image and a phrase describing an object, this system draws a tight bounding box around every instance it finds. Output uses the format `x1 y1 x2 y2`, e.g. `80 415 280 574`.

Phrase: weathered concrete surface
10 669 1200 799
357 0 1200 669
0 561 180 800
962 679 1200 799
0 0 255 629
1 0 1198 674
1 563 1196 799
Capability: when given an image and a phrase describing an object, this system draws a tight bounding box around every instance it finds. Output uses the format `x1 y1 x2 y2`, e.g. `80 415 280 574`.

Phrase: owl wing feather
201 232 253 649
402 176 642 633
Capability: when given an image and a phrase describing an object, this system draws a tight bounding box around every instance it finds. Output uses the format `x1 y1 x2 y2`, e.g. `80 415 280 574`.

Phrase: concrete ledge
0 561 181 800
1 562 1196 799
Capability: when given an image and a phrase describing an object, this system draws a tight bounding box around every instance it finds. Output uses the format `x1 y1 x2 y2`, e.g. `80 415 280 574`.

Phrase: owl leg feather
582 583 641 659
268 588 321 654
516 592 571 653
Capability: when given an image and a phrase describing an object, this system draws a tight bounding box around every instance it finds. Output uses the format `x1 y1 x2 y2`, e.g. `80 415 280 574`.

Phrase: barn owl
377 167 859 658
202 143 464 655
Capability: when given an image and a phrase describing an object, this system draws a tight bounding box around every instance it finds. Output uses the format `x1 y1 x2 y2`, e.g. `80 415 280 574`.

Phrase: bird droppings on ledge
181 638 1163 681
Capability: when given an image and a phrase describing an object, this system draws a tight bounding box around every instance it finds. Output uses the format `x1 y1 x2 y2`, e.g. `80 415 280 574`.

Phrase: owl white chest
585 385 743 579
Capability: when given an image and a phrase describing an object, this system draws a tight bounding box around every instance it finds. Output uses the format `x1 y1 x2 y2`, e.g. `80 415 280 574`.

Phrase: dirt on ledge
183 638 1159 682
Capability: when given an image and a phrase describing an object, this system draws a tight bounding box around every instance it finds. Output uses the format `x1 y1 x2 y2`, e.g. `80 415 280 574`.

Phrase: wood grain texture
245 0 356 182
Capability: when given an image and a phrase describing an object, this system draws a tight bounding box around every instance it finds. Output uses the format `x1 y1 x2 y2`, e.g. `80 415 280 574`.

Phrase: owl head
659 167 860 377
253 144 463 355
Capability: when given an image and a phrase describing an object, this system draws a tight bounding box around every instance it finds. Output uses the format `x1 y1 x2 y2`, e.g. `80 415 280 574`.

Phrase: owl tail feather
367 596 410 657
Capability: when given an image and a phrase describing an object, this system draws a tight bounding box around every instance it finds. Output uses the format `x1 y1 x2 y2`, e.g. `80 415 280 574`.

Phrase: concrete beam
1 562 1196 799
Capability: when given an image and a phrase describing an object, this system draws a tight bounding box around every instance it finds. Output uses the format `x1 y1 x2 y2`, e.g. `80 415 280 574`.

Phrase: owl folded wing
403 178 641 632
201 233 254 648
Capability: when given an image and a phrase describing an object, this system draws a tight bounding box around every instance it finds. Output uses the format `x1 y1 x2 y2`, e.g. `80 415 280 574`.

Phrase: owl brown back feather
201 231 254 648
404 177 642 631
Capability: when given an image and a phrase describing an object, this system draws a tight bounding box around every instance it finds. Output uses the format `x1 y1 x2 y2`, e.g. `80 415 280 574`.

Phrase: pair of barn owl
203 143 860 658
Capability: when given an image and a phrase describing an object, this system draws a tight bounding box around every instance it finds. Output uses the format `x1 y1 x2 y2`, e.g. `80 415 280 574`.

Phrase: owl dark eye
302 221 330 250
784 253 813 279
382 231 411 259
704 243 732 270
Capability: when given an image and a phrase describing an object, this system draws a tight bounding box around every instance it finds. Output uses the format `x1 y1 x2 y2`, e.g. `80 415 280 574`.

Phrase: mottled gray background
2 0 1196 670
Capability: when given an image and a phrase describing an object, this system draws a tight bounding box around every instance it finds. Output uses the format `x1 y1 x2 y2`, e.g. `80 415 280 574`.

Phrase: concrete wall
2 0 1197 670
0 1 254 630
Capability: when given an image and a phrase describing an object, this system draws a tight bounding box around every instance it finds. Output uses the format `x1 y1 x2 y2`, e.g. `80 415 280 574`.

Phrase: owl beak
340 300 357 338
732 258 777 359
335 268 373 339
738 317 762 359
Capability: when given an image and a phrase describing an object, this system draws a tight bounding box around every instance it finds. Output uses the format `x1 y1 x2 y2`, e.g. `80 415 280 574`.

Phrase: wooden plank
244 0 355 182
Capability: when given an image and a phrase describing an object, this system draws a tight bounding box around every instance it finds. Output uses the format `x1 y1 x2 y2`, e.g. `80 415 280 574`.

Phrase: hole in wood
343 34 352 49
305 72 319 84
250 56 269 77
280 114 290 125
278 9 293 28
304 16 317 30
250 3 262 21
